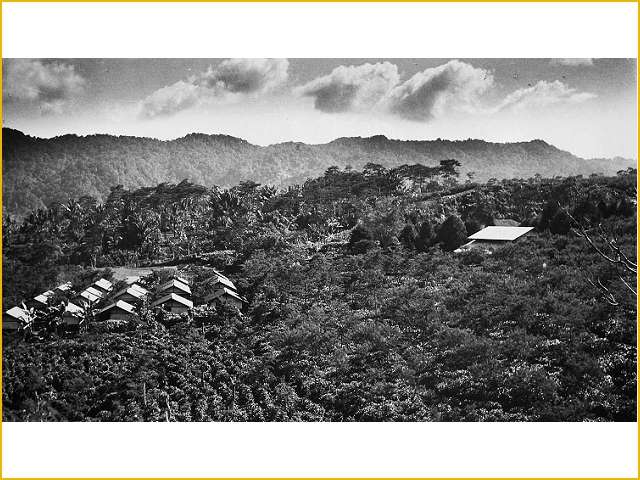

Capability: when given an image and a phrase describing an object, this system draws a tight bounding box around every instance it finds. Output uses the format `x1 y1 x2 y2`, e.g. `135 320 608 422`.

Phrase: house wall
104 312 135 321
156 301 190 314
115 293 140 304
161 287 191 298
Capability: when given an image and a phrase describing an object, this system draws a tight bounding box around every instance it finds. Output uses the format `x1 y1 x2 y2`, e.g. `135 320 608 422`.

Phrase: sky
2 58 637 159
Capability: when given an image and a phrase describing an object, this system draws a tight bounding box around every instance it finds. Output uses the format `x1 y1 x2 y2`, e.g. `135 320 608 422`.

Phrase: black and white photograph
2 55 636 423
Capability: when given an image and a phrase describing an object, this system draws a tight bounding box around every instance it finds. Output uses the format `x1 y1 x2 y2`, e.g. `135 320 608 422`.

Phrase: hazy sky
3 58 637 158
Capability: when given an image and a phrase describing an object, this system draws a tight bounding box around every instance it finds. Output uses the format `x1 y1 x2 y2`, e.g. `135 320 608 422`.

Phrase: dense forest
3 127 635 217
3 161 637 421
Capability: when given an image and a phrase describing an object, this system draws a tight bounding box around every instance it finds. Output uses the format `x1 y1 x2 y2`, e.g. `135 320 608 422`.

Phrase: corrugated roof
114 287 146 300
56 282 72 291
5 306 30 321
94 278 113 291
129 283 149 295
468 226 534 241
152 293 193 309
211 275 236 291
33 293 50 305
85 286 104 298
78 290 100 303
97 300 136 316
211 269 230 282
65 302 84 314
205 287 246 303
159 279 191 295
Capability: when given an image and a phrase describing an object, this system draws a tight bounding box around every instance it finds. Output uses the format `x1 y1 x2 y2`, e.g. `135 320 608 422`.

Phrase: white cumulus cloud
3 59 86 114
496 80 596 112
386 60 494 121
296 62 400 113
140 58 289 118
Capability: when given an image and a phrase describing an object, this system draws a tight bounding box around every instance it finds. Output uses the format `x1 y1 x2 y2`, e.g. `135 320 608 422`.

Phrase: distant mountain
3 127 635 217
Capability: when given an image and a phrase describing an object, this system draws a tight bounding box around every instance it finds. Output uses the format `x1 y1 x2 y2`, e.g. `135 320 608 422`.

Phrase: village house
85 286 105 300
92 278 114 295
96 300 137 321
152 293 193 314
208 272 237 292
29 290 55 310
61 302 85 329
129 283 150 296
204 287 247 311
456 226 534 253
3 306 32 332
113 286 147 305
56 281 73 293
74 288 101 307
158 279 192 299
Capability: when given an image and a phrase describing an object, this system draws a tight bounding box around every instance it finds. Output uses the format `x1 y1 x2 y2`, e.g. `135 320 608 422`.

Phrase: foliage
2 165 637 422
437 215 468 251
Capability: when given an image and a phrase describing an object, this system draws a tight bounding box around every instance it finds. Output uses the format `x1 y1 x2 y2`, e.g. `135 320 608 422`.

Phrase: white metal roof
33 293 50 305
211 269 230 281
468 226 534 242
94 278 113 291
78 290 100 303
159 279 191 295
56 282 73 291
129 283 150 295
65 302 84 314
85 286 104 298
152 293 193 308
97 300 136 315
5 306 30 321
205 287 246 303
114 287 146 300
211 275 236 291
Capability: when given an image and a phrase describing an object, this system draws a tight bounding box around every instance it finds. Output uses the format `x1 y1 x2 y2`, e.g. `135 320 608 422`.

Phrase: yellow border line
0 1 638 480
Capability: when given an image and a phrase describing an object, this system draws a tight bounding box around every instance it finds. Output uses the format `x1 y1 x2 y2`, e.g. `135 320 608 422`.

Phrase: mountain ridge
3 127 635 217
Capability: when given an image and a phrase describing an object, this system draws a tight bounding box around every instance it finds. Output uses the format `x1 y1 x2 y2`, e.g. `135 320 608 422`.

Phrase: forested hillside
3 163 636 421
3 128 634 217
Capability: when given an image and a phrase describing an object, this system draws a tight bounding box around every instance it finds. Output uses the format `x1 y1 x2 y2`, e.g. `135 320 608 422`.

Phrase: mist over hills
3 127 635 217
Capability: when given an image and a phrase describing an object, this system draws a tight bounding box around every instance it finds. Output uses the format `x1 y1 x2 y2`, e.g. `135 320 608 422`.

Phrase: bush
415 221 436 252
437 215 468 251
398 224 417 249
351 239 378 254
549 210 573 235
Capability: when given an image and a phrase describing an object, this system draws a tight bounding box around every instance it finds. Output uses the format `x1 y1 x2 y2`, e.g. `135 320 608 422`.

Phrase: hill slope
3 128 634 217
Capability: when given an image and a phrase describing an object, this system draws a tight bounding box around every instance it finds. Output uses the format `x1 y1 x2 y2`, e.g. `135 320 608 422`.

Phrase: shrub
398 224 417 249
415 221 436 252
437 215 468 251
549 210 573 235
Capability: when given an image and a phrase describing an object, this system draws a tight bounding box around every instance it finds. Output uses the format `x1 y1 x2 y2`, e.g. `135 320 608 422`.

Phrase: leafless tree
565 208 636 306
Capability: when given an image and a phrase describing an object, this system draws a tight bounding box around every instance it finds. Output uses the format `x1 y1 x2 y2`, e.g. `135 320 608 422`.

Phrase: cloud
550 58 594 67
496 80 596 112
3 59 86 114
199 58 289 94
386 60 494 121
139 81 203 119
296 62 400 113
140 58 289 118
